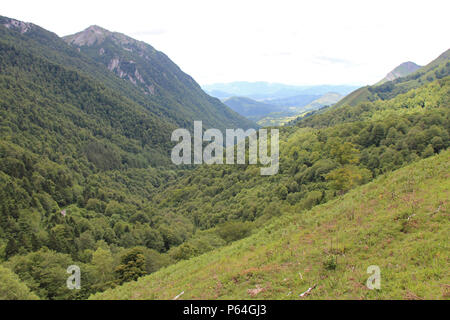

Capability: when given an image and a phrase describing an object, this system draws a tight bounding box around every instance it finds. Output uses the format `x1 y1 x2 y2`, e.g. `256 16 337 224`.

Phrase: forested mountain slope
296 76 450 128
92 150 449 299
0 16 253 300
1 16 254 133
0 16 195 133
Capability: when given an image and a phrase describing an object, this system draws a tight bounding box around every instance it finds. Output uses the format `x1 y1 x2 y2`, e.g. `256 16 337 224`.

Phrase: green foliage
325 166 371 193
91 247 115 290
114 248 147 285
217 221 253 244
0 265 39 299
91 151 450 300
5 248 79 299
323 255 338 271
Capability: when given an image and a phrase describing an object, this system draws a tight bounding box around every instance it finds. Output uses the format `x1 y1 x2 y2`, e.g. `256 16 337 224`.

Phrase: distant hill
378 61 421 84
223 92 343 124
257 92 343 127
336 48 450 107
222 97 282 119
203 82 359 101
263 94 320 108
306 92 343 108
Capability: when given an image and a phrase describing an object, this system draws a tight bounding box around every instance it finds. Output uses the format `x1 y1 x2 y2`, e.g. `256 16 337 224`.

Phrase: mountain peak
86 25 108 32
378 61 421 84
64 25 148 51
63 25 113 46
63 26 159 94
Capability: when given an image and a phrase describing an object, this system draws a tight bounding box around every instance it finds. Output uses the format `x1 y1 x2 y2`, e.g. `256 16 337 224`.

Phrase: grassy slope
92 150 449 300
334 86 373 108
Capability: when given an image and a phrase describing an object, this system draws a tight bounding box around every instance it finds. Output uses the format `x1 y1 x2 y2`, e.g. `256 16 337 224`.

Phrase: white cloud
2 0 449 85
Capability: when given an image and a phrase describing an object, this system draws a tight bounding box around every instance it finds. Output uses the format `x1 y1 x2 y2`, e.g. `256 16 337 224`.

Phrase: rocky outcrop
2 18 34 34
64 27 157 95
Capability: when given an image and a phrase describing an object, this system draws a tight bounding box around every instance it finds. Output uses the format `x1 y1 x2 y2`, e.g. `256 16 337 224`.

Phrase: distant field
257 113 302 127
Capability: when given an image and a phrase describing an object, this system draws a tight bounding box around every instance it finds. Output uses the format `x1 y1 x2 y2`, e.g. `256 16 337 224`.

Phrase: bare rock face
2 18 34 34
107 58 120 72
63 26 158 95
134 69 145 84
64 25 110 46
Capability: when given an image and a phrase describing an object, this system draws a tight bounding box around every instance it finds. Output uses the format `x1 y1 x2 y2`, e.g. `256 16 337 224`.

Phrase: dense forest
0 16 448 300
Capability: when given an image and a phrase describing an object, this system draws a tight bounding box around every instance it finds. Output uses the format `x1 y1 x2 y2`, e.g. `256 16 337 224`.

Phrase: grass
91 150 449 300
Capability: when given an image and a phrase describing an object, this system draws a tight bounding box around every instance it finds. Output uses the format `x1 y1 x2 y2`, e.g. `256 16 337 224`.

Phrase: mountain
0 15 256 167
336 49 450 107
0 16 179 167
378 61 421 84
203 82 359 101
63 26 255 132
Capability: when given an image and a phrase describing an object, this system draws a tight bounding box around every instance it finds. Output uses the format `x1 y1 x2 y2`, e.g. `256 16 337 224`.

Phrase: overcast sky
2 0 449 86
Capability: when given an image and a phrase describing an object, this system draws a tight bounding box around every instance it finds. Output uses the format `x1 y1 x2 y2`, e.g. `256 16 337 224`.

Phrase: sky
2 0 449 86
